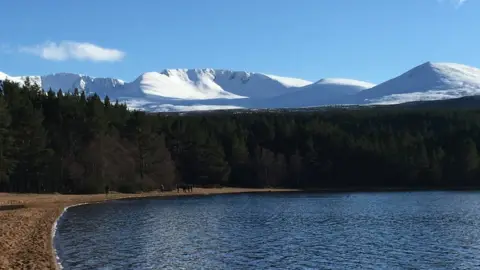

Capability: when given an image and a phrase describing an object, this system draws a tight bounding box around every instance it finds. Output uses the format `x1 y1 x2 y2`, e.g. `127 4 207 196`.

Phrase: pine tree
86 94 107 137
104 96 111 108
126 113 176 189
428 147 445 186
0 95 14 191
194 139 231 186
11 99 52 192
230 135 249 164
289 151 304 187
458 138 479 185
141 134 176 189
228 135 250 186
251 147 276 187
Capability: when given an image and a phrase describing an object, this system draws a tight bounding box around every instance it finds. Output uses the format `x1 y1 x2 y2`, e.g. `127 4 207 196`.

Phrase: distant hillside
392 95 480 109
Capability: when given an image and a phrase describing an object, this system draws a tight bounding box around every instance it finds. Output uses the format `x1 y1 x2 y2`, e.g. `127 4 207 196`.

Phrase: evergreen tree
86 94 107 137
104 96 111 108
193 139 231 186
456 139 479 185
228 135 250 186
127 112 176 189
0 95 14 190
11 98 51 192
289 151 304 187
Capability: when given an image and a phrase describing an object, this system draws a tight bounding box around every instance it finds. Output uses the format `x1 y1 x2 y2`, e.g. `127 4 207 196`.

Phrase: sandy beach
0 188 296 270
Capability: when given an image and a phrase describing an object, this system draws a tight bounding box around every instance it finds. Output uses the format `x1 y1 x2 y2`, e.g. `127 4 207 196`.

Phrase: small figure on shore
175 183 193 193
160 184 164 192
104 185 110 197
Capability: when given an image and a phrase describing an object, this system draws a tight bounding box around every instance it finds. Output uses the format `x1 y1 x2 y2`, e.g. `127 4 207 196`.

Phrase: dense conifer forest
1 79 480 193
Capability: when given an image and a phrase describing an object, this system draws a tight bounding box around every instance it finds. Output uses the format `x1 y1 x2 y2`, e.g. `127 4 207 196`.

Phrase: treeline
2 79 480 193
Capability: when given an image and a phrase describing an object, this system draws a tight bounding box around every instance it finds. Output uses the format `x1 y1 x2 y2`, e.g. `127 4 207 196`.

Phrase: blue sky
1 0 479 83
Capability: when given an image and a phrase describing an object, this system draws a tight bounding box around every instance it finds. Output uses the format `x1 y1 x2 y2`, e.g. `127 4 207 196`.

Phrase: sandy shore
0 188 296 270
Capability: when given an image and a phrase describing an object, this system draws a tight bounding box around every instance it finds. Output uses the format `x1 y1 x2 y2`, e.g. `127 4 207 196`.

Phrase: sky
1 0 479 83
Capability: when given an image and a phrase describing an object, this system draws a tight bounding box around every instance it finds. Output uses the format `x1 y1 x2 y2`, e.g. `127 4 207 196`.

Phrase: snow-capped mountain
356 62 480 105
251 78 375 108
2 62 480 111
127 69 311 100
0 72 126 97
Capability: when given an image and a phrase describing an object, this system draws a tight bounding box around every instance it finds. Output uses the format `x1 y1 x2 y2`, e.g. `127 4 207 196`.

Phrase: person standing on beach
105 185 110 197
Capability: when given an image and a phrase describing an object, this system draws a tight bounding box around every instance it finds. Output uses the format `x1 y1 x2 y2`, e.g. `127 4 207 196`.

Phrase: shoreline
0 188 297 270
51 202 91 270
3 186 479 269
301 186 480 193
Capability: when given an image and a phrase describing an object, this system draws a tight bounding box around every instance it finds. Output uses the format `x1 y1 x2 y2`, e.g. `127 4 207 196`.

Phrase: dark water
55 192 480 269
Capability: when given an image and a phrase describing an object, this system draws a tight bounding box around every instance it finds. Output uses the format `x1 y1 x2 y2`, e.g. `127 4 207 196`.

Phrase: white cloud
453 0 468 7
0 44 13 54
20 41 125 62
438 0 469 7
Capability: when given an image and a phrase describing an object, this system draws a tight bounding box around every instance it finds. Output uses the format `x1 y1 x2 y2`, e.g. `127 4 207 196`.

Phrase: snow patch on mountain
157 69 312 99
0 72 26 85
0 72 126 96
262 74 313 88
253 78 375 108
127 100 243 112
130 70 244 100
210 70 311 98
313 78 375 92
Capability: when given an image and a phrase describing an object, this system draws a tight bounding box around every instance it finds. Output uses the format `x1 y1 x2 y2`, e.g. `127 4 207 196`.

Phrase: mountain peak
420 61 434 67
358 61 480 104
3 61 480 111
313 78 375 88
405 62 480 85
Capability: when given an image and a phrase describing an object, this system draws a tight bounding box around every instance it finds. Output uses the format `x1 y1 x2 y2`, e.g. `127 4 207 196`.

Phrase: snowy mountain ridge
2 62 480 111
356 62 480 105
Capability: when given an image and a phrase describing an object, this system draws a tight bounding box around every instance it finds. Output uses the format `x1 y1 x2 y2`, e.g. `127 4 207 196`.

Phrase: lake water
54 192 480 269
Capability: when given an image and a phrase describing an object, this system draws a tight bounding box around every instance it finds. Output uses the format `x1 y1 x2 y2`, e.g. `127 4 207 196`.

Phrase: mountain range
2 61 480 112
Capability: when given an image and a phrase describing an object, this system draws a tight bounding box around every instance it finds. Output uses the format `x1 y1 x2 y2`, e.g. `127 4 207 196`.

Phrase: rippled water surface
55 192 480 269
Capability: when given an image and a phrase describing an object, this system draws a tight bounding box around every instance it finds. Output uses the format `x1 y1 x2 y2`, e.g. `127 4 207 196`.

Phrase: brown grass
0 188 297 270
